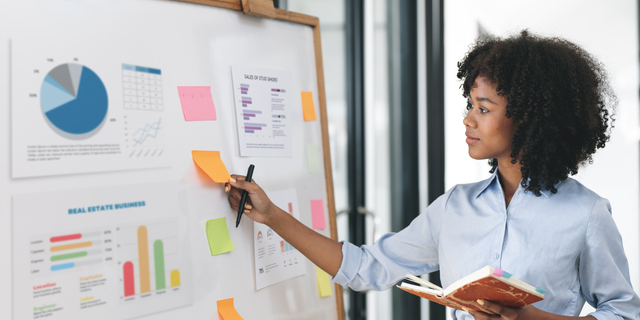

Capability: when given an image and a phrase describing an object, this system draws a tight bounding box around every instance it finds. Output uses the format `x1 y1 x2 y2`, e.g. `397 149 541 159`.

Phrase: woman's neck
496 159 522 208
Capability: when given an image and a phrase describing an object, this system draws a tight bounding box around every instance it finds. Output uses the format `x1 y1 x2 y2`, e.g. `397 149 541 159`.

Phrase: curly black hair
457 30 616 196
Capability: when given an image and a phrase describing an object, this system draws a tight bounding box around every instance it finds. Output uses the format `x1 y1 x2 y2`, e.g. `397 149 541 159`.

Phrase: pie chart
40 63 108 139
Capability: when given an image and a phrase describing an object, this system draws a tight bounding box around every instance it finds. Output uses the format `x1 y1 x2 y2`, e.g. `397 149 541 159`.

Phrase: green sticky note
206 217 235 256
306 143 322 174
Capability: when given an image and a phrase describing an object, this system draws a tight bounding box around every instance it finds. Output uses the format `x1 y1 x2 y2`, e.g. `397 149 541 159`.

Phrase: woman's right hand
225 175 278 225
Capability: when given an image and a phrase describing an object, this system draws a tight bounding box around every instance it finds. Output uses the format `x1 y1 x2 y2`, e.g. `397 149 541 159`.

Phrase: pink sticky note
492 268 504 277
310 199 326 230
177 86 217 121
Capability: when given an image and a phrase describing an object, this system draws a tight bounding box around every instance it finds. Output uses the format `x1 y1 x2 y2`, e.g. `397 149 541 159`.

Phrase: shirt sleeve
331 186 455 291
580 198 640 320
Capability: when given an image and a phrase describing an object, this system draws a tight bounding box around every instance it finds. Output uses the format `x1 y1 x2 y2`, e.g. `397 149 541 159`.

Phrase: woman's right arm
227 175 344 277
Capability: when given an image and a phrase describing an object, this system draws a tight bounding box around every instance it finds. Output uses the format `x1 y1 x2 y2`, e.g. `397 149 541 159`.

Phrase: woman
226 31 640 319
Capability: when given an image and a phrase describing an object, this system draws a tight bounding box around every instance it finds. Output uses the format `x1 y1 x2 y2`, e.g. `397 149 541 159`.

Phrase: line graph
132 118 161 146
124 115 165 158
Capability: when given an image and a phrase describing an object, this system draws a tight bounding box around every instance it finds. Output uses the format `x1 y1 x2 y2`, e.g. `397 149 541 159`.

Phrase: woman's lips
465 133 480 144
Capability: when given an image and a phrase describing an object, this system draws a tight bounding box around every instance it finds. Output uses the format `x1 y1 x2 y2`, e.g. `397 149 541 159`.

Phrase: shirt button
494 254 500 260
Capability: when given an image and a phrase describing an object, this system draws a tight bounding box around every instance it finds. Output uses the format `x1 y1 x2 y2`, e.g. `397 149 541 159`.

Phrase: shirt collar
474 169 552 199
474 170 499 198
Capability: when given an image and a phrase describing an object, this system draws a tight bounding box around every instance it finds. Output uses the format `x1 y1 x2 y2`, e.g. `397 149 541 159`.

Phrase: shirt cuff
330 241 363 286
587 310 622 320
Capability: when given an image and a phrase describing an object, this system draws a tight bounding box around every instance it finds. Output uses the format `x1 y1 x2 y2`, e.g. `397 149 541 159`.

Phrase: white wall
444 0 640 316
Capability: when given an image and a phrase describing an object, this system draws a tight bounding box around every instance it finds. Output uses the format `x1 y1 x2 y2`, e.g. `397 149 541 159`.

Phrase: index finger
230 174 258 184
476 300 505 316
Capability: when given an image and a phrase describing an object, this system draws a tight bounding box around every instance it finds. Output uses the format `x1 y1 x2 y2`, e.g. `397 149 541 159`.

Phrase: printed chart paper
231 65 293 157
12 183 192 320
253 189 306 290
11 38 169 178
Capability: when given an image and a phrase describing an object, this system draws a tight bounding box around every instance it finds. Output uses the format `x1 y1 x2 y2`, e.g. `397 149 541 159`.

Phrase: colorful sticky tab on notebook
177 86 217 121
316 267 333 297
301 91 317 121
306 144 322 174
191 150 231 183
310 199 326 229
535 287 547 295
206 218 235 256
492 268 512 278
217 298 244 320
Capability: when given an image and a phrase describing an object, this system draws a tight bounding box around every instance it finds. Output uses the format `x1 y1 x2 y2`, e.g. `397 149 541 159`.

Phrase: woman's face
463 77 515 161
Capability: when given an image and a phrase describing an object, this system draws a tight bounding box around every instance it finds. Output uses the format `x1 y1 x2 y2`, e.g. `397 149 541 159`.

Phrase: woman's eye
479 107 488 114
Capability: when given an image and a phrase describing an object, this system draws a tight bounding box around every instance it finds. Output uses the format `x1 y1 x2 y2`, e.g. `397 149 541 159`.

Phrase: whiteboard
0 0 342 319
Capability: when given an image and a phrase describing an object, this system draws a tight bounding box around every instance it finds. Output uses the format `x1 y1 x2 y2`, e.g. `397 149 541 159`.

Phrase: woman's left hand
467 300 539 320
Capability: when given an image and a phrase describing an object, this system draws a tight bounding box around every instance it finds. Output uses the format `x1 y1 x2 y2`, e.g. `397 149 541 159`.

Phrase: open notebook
398 266 546 314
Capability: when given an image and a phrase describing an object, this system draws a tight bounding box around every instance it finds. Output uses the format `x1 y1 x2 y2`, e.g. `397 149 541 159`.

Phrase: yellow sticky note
301 91 317 121
206 218 235 256
217 298 244 320
192 150 231 183
316 267 333 297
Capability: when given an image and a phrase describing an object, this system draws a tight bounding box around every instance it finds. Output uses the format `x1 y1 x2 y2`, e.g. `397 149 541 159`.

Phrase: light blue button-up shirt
332 170 640 319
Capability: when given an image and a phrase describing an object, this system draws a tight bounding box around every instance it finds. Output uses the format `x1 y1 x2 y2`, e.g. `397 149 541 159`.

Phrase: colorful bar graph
170 270 181 287
124 261 135 297
243 113 256 117
50 241 92 252
137 226 151 293
241 100 252 104
245 126 262 130
50 233 81 242
280 241 285 253
154 240 166 290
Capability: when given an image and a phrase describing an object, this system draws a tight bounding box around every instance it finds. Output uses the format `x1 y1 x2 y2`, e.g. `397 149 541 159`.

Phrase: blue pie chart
40 63 108 139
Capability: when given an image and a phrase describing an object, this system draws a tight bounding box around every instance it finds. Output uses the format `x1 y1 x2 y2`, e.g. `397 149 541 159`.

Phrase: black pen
236 164 255 228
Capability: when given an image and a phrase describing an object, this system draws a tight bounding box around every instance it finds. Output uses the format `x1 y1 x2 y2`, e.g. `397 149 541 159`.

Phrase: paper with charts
12 182 192 320
231 65 293 157
11 38 169 178
254 189 306 290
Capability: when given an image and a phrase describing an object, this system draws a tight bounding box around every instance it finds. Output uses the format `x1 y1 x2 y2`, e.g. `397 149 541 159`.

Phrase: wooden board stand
177 0 344 319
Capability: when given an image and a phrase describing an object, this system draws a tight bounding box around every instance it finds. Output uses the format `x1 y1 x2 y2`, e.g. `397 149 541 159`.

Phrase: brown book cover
397 266 545 313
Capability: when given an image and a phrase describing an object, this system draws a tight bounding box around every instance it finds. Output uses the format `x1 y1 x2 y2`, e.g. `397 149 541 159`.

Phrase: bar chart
29 229 114 277
116 219 182 302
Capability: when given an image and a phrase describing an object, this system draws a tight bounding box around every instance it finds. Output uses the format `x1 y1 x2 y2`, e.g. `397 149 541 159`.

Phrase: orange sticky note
301 91 317 121
191 151 231 183
217 298 244 320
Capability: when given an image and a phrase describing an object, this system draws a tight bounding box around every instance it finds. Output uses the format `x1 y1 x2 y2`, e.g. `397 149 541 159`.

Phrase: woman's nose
463 110 475 128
